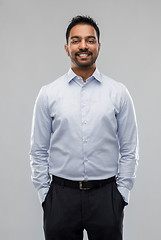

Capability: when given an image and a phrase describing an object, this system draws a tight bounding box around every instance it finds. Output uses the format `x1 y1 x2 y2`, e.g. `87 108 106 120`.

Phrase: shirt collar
66 68 102 83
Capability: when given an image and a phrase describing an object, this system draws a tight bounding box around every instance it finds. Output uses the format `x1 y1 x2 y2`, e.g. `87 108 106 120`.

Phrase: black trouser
42 176 125 240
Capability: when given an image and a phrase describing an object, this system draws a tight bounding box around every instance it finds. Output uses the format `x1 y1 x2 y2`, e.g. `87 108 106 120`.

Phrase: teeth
79 54 88 56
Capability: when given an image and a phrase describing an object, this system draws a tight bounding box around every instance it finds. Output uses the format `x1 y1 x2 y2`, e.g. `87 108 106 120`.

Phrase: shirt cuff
38 187 50 204
117 185 130 205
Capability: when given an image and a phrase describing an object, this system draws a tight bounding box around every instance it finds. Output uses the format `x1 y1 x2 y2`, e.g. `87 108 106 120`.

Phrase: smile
76 52 92 57
79 54 89 57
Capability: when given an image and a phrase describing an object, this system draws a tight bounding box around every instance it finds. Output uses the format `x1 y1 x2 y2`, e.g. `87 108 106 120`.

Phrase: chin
80 63 95 68
76 60 94 68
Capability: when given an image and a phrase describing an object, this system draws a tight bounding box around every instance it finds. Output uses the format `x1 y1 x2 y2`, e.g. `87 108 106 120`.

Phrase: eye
88 39 96 44
71 40 79 44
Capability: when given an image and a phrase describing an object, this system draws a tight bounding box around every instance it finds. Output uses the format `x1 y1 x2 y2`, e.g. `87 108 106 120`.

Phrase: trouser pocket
42 181 54 209
112 181 125 223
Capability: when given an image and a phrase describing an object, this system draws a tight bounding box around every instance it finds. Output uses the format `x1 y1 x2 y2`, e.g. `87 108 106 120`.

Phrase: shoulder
100 73 128 104
101 73 126 93
100 72 131 110
39 73 67 98
43 73 67 91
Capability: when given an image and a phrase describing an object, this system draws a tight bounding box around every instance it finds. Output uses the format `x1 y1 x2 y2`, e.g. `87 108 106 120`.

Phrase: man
30 15 139 240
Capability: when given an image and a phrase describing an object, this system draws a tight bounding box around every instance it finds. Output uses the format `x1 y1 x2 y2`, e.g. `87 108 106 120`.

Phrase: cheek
92 49 99 55
69 48 76 56
90 46 99 53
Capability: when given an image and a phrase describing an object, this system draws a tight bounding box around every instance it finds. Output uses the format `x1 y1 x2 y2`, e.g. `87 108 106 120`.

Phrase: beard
69 52 98 68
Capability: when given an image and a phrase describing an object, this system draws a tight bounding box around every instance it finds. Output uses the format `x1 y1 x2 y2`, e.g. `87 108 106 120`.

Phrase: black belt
52 175 116 190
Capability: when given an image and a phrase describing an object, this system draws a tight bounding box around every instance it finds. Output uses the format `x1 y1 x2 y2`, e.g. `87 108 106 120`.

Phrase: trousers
42 177 125 240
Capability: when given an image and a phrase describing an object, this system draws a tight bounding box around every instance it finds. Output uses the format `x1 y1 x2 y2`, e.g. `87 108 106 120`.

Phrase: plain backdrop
1 0 161 239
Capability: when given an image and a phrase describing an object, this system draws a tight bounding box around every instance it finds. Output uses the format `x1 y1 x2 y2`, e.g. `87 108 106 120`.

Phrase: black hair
66 15 100 44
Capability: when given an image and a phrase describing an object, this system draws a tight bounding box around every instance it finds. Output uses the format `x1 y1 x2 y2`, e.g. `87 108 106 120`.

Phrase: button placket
80 84 89 180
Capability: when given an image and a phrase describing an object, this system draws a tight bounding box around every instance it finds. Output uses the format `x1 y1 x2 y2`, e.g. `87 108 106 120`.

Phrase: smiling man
65 23 100 80
30 15 139 240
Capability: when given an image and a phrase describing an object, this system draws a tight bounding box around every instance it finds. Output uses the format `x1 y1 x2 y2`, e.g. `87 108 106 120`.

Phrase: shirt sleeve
116 86 139 204
29 86 52 204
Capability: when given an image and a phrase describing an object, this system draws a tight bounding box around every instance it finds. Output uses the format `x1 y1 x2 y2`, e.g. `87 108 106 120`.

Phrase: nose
78 40 88 50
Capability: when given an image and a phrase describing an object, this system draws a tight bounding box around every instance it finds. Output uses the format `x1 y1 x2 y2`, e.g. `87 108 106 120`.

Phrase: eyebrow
70 35 96 39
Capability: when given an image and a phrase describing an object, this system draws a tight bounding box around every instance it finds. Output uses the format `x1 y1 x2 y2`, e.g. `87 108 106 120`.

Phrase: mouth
76 52 92 58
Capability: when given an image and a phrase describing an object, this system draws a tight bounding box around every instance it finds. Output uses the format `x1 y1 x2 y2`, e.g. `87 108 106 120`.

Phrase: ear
64 44 70 56
98 42 101 52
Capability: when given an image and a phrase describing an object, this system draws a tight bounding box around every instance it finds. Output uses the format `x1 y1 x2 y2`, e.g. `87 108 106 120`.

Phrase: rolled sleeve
116 86 139 204
29 86 52 203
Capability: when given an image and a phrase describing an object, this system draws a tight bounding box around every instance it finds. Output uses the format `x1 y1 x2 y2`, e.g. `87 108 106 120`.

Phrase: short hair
66 15 100 44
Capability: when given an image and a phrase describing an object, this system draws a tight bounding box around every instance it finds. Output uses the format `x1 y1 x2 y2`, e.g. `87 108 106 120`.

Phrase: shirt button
82 120 87 124
83 139 88 143
82 103 86 107
85 158 88 161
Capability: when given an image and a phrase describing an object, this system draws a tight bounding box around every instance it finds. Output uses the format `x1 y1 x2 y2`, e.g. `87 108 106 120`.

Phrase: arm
116 86 139 205
29 86 52 204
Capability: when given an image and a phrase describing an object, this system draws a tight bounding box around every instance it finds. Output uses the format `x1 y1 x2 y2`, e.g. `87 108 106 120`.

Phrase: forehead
69 24 97 39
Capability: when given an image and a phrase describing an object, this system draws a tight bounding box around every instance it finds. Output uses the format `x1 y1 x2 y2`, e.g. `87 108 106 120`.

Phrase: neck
71 65 96 82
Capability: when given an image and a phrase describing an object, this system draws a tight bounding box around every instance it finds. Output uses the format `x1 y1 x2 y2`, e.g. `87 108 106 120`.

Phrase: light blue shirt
30 68 139 204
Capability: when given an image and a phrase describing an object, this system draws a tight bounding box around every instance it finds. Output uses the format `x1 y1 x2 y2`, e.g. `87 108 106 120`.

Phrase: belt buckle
79 181 90 190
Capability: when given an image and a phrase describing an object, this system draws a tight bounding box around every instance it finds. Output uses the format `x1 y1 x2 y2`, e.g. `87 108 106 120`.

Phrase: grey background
0 0 161 239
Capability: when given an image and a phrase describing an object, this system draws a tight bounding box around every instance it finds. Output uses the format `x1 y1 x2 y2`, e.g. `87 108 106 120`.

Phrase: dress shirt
30 68 139 204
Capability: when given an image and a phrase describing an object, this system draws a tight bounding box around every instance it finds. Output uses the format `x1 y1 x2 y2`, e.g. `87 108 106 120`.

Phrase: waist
52 175 116 190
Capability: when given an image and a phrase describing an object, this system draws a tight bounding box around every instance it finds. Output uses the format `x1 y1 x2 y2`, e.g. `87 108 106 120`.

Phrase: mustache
75 51 92 56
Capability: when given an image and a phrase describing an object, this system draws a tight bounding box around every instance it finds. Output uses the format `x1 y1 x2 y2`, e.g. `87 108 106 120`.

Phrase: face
65 24 101 69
